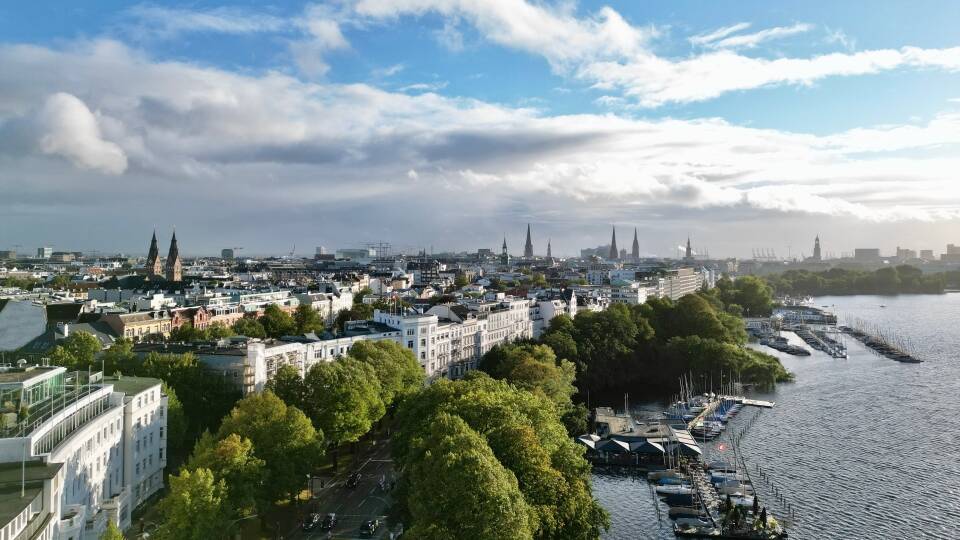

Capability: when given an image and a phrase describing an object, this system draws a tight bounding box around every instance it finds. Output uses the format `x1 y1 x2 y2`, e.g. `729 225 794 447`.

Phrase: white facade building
0 366 166 540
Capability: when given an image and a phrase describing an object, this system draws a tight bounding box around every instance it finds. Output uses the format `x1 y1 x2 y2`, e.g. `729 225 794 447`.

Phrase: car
346 472 361 488
360 518 380 537
321 513 337 530
301 512 321 531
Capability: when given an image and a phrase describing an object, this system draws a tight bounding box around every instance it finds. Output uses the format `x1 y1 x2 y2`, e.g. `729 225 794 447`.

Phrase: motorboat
656 485 693 496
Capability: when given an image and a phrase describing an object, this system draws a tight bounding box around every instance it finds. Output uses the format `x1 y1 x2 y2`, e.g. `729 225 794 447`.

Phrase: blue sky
1 1 959 257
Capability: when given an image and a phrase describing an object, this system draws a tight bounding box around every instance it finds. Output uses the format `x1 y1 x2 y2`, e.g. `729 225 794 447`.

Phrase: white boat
648 470 684 481
674 517 713 528
655 485 693 496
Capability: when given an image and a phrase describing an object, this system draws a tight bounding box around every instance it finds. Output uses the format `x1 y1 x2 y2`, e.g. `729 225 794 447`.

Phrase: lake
593 293 960 539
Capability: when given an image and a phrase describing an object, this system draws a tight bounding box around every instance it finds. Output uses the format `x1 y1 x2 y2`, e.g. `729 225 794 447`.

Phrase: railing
14 509 52 540
1 382 106 439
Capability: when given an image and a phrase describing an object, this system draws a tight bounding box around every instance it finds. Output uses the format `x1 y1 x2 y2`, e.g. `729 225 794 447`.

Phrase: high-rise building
608 227 619 260
165 231 182 282
37 246 53 259
145 231 162 278
920 249 934 260
221 248 235 259
631 228 640 260
812 235 822 261
523 223 534 259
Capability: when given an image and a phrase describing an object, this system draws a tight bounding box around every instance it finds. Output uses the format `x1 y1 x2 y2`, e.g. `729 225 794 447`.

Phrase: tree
348 340 425 408
293 304 325 334
454 273 469 289
48 331 102 370
169 322 204 343
49 274 72 289
217 391 322 503
404 413 533 540
101 337 137 375
187 432 265 512
99 521 124 540
530 272 548 288
231 317 266 338
206 322 234 339
303 359 385 449
155 468 232 540
266 364 307 410
260 304 296 338
481 344 576 410
394 374 609 539
163 383 189 466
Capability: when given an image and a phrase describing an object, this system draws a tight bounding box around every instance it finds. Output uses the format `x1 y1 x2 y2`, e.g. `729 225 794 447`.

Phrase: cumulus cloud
36 92 127 174
2 40 960 255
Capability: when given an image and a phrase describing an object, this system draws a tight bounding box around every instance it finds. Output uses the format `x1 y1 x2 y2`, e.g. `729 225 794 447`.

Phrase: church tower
684 237 693 261
608 226 619 260
524 223 534 259
631 228 640 260
165 230 183 282
547 239 552 259
500 236 510 266
145 230 162 279
813 235 822 261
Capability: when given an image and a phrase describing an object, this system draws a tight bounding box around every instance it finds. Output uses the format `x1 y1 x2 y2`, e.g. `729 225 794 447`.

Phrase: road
284 437 399 540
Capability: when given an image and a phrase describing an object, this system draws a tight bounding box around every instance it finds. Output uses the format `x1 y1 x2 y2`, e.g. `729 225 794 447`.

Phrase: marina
839 319 922 363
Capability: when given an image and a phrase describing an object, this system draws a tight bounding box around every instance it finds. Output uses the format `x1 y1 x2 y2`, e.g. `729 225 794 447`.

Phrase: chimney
57 322 69 337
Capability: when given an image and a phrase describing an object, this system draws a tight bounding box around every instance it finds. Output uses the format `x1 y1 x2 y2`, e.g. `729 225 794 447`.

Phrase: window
407 341 413 349
160 427 164 438
420 339 426 347
135 463 140 474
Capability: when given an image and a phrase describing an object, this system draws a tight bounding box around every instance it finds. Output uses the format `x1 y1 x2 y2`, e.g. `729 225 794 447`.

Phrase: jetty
839 321 921 363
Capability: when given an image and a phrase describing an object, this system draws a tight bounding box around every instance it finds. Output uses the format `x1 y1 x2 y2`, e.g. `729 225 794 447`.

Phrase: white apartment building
0 366 166 540
651 268 705 301
609 283 648 306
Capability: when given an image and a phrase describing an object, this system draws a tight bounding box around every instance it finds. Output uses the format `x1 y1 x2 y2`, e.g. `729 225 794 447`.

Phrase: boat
674 517 714 529
647 470 684 481
655 485 693 496
668 506 703 519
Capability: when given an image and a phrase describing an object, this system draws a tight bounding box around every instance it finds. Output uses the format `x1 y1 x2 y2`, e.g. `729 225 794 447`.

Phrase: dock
839 324 922 363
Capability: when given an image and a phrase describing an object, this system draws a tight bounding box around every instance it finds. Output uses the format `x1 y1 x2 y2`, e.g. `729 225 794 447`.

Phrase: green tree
231 317 266 338
481 344 576 410
260 304 296 338
304 359 385 450
206 322 234 339
155 468 233 540
163 383 189 466
293 304 324 334
49 274 72 289
454 273 469 289
187 432 265 512
48 331 102 370
265 364 307 410
348 340 424 408
404 412 534 540
101 337 137 375
99 521 124 540
217 391 322 503
169 322 205 343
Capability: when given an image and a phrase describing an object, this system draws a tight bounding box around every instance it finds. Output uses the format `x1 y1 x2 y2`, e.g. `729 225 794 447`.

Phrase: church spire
685 236 693 260
146 229 162 278
631 228 640 260
608 226 619 260
165 228 183 282
524 223 534 258
547 238 552 259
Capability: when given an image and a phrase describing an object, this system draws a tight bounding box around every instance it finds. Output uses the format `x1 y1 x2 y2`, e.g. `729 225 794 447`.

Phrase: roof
104 375 162 396
45 303 83 325
0 366 63 385
0 461 62 525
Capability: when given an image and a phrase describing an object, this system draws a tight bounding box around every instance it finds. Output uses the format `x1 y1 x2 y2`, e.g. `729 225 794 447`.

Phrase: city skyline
2 2 960 256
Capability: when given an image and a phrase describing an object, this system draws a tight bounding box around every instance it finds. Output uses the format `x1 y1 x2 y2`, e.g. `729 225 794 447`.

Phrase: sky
1 1 960 258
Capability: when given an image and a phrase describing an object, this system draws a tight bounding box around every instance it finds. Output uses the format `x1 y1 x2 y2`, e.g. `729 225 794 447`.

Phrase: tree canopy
393 373 609 539
155 468 233 540
302 359 385 447
347 340 424 407
48 331 102 370
259 304 296 338
293 304 325 334
764 265 944 296
231 317 266 338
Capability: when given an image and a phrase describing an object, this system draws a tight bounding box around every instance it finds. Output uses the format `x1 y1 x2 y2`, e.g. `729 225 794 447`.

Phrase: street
283 437 399 540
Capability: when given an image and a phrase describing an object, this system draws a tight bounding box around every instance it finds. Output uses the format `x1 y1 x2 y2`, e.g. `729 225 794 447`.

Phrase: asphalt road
285 438 399 540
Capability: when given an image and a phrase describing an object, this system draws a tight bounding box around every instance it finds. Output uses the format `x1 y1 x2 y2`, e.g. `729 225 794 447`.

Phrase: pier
839 323 921 363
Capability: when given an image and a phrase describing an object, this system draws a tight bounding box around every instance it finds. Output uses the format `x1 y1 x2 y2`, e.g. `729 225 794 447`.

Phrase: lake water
593 293 960 540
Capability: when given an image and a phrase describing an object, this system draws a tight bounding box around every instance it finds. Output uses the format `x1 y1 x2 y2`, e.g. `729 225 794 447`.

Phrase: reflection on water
593 294 960 540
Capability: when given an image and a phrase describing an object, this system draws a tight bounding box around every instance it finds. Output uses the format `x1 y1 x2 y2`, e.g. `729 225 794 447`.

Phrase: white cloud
689 22 752 46
36 92 127 175
703 23 813 50
373 63 406 77
349 1 960 107
3 39 960 252
398 81 449 92
122 5 289 37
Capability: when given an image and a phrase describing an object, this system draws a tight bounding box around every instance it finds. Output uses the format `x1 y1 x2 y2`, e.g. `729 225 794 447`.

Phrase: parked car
360 518 380 537
346 472 361 488
302 512 321 531
321 513 337 530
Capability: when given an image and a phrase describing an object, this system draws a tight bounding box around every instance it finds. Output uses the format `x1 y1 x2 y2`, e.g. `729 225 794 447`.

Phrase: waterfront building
0 366 166 539
650 268 704 301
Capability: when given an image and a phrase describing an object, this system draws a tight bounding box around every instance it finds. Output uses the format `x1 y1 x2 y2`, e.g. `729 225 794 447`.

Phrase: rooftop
0 462 61 525
0 366 63 386
104 375 162 396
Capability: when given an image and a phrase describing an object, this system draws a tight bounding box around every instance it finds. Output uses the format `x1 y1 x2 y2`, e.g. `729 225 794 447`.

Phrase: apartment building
0 366 166 539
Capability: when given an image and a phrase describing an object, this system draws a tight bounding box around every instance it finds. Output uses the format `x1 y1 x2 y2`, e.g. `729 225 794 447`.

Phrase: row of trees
152 340 425 538
392 373 609 539
764 265 945 296
537 292 791 398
